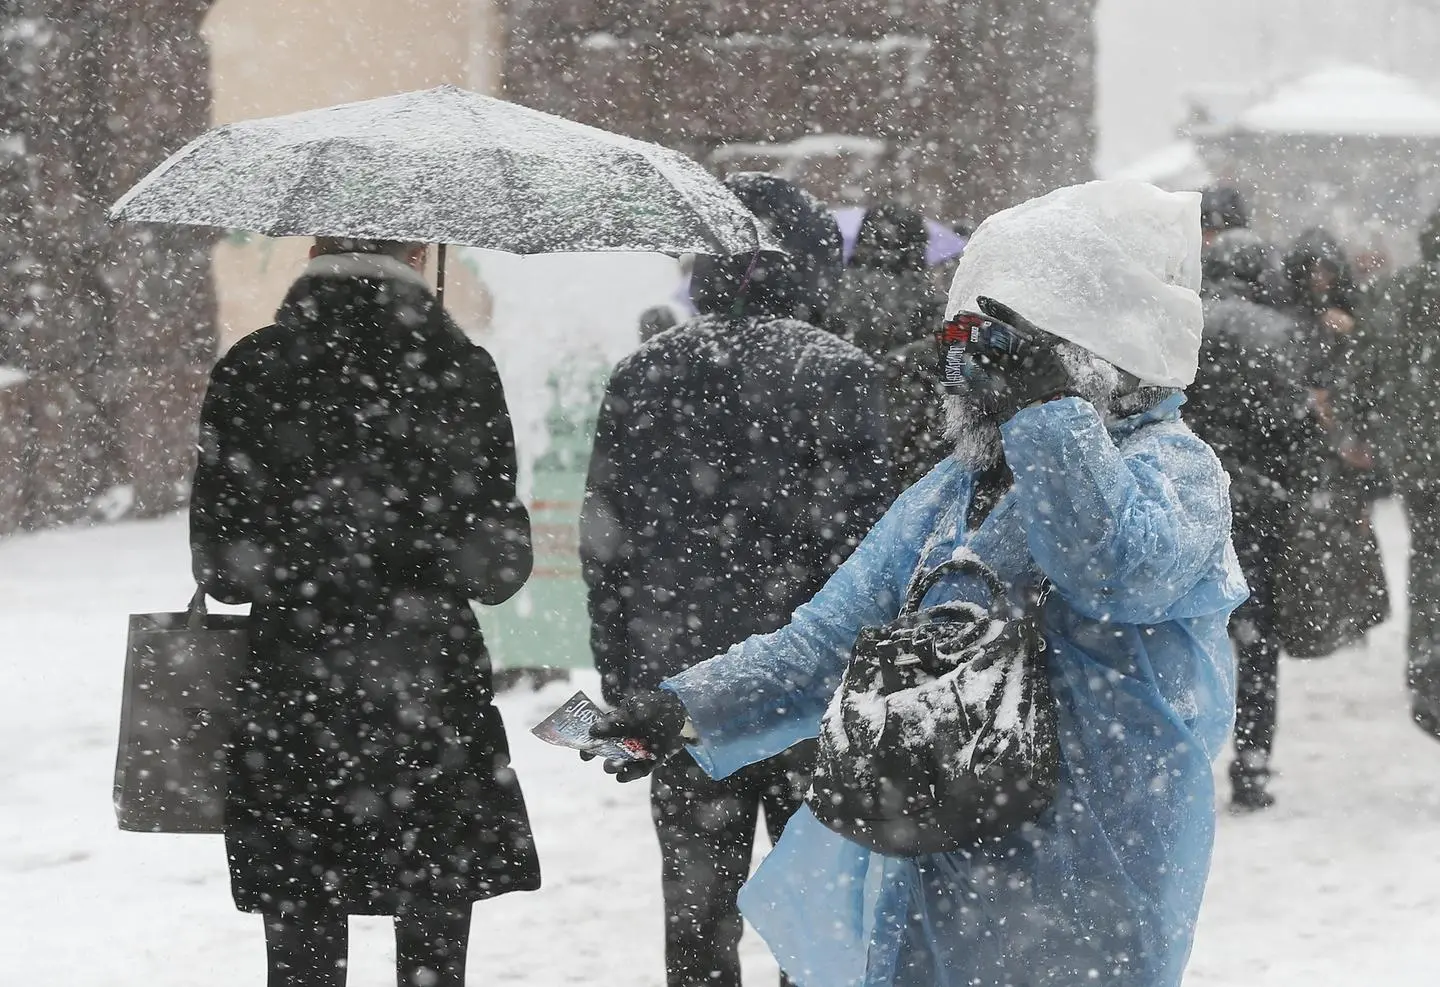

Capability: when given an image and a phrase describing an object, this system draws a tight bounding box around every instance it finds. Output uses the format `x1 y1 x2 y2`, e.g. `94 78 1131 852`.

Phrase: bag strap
901 556 1007 617
186 587 208 631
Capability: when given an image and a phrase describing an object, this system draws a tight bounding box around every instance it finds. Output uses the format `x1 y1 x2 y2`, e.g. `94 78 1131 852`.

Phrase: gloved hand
585 689 690 782
970 296 1080 423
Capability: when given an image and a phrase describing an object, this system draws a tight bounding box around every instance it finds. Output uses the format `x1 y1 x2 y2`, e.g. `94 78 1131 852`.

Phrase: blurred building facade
1 1 217 532
503 0 1097 226
0 1 1098 538
0 0 488 535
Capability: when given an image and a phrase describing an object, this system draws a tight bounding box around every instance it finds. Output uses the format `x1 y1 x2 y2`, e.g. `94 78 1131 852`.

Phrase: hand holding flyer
530 691 654 763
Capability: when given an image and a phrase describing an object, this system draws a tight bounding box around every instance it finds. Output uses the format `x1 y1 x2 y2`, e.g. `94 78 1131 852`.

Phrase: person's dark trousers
1405 488 1440 735
263 902 473 987
1231 618 1281 791
1229 506 1286 803
651 742 815 987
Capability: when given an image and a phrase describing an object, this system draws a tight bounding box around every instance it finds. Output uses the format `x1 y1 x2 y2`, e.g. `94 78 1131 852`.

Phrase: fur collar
302 251 432 291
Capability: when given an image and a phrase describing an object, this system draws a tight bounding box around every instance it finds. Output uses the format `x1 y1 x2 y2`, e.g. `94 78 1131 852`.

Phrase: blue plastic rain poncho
664 393 1246 987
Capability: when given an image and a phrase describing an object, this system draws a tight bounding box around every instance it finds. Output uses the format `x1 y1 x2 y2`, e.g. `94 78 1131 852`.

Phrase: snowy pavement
4 500 1439 985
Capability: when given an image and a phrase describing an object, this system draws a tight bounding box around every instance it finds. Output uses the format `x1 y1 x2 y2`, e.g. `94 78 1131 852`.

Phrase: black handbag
808 556 1059 856
114 588 249 833
1273 481 1389 660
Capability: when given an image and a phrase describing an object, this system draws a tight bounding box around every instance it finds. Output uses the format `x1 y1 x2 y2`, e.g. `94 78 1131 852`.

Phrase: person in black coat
581 174 892 987
1188 229 1321 810
190 238 539 987
1200 183 1250 247
825 202 947 488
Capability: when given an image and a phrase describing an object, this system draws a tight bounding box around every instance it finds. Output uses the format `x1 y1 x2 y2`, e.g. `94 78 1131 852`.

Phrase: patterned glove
971 296 1080 422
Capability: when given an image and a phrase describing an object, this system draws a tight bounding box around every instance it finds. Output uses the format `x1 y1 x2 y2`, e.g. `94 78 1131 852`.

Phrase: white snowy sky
1096 0 1440 172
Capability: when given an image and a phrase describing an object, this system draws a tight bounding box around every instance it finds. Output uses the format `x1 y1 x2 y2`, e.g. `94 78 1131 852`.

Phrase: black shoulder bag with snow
808 556 1059 856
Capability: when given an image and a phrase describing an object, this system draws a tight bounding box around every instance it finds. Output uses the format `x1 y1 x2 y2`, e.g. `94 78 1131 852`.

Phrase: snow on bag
808 555 1058 856
114 589 248 833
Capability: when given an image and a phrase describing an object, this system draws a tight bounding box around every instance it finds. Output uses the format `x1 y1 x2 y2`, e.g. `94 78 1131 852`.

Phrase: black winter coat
825 205 947 488
1187 286 1325 628
190 253 539 916
580 314 893 704
1188 287 1319 528
881 337 950 489
1363 214 1440 493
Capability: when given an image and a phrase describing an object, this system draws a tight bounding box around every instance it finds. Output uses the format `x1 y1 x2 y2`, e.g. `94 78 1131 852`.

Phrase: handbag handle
186 587 208 631
901 556 1007 617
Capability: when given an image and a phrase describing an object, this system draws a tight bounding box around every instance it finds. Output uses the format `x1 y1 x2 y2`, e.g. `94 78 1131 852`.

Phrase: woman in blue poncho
592 181 1247 987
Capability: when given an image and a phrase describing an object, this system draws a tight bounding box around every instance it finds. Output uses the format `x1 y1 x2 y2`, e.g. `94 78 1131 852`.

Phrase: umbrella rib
635 149 753 256
109 128 218 220
271 143 340 239
476 96 751 254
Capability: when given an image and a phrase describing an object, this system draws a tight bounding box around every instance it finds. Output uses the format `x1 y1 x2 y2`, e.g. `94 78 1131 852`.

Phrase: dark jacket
1283 228 1361 383
880 336 949 489
1365 208 1440 492
1188 279 1318 530
826 204 946 488
1281 229 1383 470
581 176 892 704
190 252 539 915
689 172 842 325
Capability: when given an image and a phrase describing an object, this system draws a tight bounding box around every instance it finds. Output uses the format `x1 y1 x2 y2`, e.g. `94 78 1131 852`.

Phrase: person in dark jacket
1284 228 1361 383
1189 229 1320 810
1200 184 1250 247
1282 229 1371 459
581 174 892 987
1365 208 1440 735
826 202 947 488
190 238 539 987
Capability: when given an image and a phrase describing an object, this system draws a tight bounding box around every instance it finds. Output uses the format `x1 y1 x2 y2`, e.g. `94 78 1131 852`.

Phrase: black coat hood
1202 228 1291 307
1284 227 1357 313
851 202 928 274
689 172 842 325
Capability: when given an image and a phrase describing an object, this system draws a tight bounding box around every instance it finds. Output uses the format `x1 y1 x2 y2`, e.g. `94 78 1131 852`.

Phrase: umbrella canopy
110 86 764 257
830 206 967 267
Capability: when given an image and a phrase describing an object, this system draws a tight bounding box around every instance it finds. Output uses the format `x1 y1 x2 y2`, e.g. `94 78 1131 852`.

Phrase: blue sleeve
662 463 956 780
1000 397 1232 625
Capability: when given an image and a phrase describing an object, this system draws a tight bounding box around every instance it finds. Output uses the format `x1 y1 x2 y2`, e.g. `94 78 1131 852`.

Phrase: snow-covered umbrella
109 85 769 296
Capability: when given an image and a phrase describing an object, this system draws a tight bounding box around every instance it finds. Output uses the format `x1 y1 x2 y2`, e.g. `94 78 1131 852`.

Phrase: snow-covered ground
4 500 1439 985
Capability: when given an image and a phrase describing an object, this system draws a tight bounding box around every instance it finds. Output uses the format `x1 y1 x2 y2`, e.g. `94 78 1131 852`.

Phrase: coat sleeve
1000 396 1232 626
662 467 949 780
579 366 638 705
377 345 533 604
189 354 265 605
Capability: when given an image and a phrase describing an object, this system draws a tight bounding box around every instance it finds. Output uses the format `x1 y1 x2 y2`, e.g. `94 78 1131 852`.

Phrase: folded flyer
531 690 654 762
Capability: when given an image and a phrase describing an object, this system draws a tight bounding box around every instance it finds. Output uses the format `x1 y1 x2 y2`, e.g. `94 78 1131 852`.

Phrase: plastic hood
945 181 1203 387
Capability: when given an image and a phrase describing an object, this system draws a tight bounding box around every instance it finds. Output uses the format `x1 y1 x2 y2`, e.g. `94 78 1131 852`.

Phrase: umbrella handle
729 249 761 319
436 243 447 303
186 587 208 631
